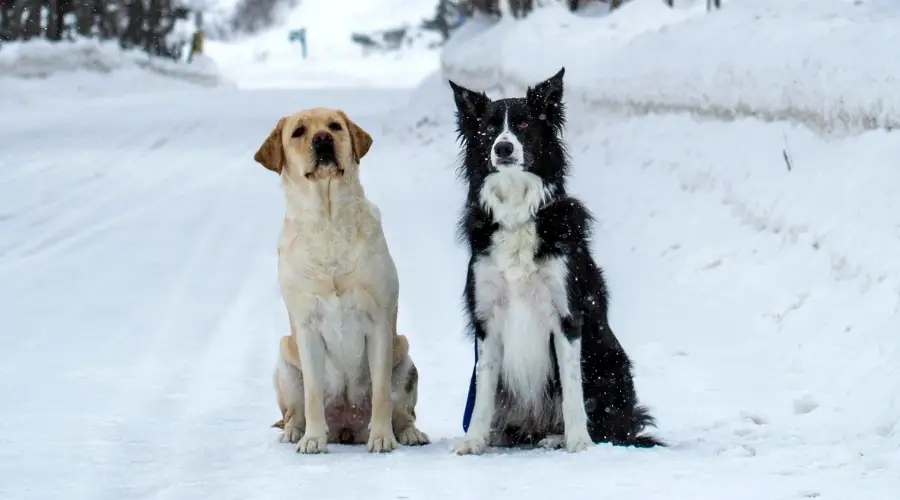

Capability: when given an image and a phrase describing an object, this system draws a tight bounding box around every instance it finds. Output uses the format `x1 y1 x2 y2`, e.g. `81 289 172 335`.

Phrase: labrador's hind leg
273 335 305 443
390 336 429 446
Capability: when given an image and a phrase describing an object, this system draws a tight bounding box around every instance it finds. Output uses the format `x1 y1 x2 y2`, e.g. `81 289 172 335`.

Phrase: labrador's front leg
367 313 398 453
293 320 329 454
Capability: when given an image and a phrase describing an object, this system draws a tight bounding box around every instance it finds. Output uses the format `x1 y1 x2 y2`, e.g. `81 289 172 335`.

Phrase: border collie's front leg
453 330 500 455
554 315 593 452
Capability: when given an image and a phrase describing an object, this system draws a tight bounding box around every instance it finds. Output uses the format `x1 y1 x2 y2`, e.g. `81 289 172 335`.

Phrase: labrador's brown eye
292 126 306 138
328 122 343 132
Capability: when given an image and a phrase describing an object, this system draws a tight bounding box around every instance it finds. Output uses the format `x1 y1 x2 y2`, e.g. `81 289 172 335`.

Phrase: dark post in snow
509 0 534 19
45 0 70 41
470 0 500 17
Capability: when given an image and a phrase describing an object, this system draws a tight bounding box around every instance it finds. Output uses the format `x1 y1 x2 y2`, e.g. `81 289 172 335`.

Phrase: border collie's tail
627 404 665 448
630 434 666 448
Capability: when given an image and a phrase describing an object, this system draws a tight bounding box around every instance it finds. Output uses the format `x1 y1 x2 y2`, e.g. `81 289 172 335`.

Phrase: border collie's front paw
452 434 488 455
537 434 566 450
565 432 592 453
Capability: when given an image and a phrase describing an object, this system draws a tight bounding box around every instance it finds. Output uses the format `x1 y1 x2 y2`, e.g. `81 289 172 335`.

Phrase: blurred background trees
451 0 633 19
0 0 192 58
0 0 697 59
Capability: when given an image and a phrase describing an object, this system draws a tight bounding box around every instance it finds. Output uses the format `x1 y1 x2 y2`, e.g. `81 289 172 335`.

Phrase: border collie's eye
516 121 529 130
486 125 496 134
292 126 306 138
328 122 343 131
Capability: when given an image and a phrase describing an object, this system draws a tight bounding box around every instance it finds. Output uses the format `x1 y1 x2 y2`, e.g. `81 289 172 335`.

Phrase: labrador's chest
277 204 383 288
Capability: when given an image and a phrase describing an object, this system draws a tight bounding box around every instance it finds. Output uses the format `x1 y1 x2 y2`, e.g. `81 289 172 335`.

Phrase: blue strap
462 339 478 432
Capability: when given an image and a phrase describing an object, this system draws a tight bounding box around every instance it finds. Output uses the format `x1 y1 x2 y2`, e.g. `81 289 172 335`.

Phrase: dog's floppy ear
339 111 373 164
449 79 489 125
254 117 286 174
526 67 566 127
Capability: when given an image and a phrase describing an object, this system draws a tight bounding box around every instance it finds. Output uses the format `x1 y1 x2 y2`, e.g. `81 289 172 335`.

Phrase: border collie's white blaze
449 68 664 455
489 110 526 169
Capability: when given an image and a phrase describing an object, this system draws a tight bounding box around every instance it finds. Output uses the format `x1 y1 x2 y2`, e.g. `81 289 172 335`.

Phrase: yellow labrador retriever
254 107 429 454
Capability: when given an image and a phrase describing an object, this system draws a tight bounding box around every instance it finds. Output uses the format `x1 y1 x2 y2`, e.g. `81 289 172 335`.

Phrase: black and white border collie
449 68 663 455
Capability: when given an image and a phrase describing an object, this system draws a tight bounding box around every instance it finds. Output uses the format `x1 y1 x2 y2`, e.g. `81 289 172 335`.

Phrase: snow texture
442 0 900 134
2 0 900 498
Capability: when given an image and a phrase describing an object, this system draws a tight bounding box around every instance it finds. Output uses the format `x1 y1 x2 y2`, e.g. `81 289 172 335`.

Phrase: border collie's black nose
312 131 333 148
494 141 514 159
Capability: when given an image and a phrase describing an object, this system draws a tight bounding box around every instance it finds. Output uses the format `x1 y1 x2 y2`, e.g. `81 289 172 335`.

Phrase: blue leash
462 339 478 431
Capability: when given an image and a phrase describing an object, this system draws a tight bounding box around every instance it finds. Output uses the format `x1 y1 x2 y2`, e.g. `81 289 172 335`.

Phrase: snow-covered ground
2 0 900 498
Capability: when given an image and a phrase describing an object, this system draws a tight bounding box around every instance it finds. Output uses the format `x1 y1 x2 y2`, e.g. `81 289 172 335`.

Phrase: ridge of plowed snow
442 0 900 134
0 38 226 86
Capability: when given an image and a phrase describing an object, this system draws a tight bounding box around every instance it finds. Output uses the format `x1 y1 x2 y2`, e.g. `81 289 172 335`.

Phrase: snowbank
0 39 227 87
441 0 900 134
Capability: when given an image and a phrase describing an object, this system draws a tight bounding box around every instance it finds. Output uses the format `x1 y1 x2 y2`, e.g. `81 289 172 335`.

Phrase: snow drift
0 39 227 87
441 0 900 134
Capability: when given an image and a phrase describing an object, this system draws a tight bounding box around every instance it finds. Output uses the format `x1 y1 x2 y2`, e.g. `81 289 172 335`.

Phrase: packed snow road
1 83 897 500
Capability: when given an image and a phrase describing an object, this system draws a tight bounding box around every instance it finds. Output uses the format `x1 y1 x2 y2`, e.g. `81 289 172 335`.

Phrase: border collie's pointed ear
526 67 565 124
449 80 489 122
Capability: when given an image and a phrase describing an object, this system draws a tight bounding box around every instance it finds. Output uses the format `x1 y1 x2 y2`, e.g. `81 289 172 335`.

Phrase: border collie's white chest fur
473 169 569 410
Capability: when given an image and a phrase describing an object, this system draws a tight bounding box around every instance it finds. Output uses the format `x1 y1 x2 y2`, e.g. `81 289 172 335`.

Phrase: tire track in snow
71 151 253 499
0 157 235 278
153 245 281 491
0 121 206 265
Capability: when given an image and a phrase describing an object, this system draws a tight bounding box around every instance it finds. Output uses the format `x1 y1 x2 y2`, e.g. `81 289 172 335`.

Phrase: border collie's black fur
449 68 663 453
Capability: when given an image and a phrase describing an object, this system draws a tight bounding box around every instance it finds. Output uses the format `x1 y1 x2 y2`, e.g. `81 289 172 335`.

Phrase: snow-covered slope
443 0 900 133
205 0 440 88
